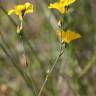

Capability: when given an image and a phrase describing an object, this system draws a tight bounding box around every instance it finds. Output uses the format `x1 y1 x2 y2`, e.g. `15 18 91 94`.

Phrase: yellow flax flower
48 0 76 14
8 2 33 20
57 30 81 44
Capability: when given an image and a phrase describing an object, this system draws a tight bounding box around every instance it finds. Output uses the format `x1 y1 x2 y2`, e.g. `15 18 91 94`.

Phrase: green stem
79 54 96 78
18 32 39 94
38 45 64 96
1 6 46 77
0 7 17 26
0 43 36 96
0 32 37 96
19 33 28 66
22 35 46 76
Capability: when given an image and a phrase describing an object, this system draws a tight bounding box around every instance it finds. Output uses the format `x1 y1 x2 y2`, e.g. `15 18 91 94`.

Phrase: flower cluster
8 1 81 44
48 0 81 44
3 2 82 96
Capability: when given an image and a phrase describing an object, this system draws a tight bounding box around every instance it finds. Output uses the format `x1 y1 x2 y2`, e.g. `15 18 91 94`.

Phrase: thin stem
1 6 37 96
19 34 28 67
0 43 36 95
38 11 65 96
38 44 64 96
1 6 46 77
19 33 39 93
0 7 17 26
22 35 47 76
17 24 37 95
79 54 96 78
0 23 37 96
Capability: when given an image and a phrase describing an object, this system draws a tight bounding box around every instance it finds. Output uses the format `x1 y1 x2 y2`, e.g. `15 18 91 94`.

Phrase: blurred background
0 0 96 96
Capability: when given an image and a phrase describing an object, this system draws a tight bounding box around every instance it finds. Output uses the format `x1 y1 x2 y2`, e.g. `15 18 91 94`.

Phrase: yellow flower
57 30 81 44
48 0 76 14
8 2 33 20
48 2 65 13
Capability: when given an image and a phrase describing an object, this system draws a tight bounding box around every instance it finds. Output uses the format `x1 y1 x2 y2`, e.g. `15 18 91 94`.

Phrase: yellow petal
48 3 59 8
57 30 81 44
8 9 15 15
67 0 76 6
48 3 65 13
15 5 25 11
15 5 25 15
25 3 33 14
60 0 76 6
25 2 33 9
25 9 33 14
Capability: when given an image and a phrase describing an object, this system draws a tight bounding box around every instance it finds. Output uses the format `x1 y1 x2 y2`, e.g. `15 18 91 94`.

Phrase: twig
79 54 96 78
0 32 37 96
0 43 37 95
38 44 64 96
